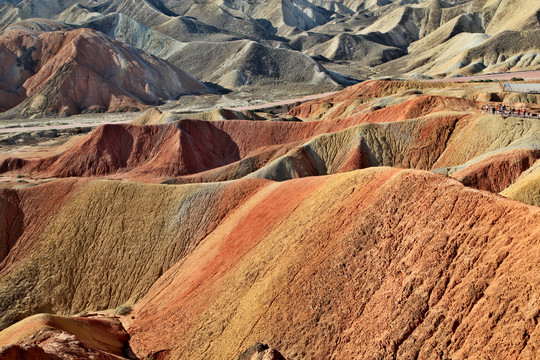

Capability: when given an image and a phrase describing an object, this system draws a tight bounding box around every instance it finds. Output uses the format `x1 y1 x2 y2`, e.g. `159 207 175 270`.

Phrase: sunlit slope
125 168 540 359
0 178 267 329
0 22 209 117
1 76 540 358
3 167 539 359
500 160 540 206
450 148 540 193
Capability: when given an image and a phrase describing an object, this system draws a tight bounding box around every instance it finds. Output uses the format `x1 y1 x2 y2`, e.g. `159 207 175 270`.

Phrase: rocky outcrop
0 314 130 360
238 343 287 360
0 344 60 360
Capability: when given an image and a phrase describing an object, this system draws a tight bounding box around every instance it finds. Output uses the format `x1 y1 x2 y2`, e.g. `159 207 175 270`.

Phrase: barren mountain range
0 0 539 116
1 1 540 360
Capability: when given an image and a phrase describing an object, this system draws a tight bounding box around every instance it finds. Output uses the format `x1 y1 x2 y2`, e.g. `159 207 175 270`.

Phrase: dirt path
427 70 540 83
230 91 340 111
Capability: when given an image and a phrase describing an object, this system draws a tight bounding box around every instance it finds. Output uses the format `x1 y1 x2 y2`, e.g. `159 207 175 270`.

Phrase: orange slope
123 168 540 359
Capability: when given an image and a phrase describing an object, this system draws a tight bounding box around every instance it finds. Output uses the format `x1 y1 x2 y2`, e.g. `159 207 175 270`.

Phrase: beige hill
82 0 172 28
484 0 540 35
165 39 340 90
53 3 105 24
9 0 81 19
500 159 540 206
159 0 335 35
306 32 406 65
385 29 540 78
359 6 424 48
233 0 334 35
100 0 279 41
0 4 22 30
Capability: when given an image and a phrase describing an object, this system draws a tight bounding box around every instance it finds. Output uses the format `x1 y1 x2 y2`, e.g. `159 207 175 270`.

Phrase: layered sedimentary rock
0 168 539 359
1 79 540 360
1 81 539 192
500 160 540 206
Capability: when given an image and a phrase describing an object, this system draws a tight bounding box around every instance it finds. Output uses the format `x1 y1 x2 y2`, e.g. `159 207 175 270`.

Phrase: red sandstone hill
0 112 461 179
287 80 476 121
1 90 537 200
0 92 478 178
0 23 210 117
0 169 539 359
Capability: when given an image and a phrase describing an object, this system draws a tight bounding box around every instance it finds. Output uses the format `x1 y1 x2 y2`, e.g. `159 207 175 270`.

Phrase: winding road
230 91 339 111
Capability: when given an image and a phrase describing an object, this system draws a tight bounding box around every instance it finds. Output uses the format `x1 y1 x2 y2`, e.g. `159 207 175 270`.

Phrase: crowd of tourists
482 104 539 118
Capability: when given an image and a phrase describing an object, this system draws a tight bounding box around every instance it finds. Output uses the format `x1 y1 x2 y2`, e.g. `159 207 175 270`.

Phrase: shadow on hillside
203 82 233 95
